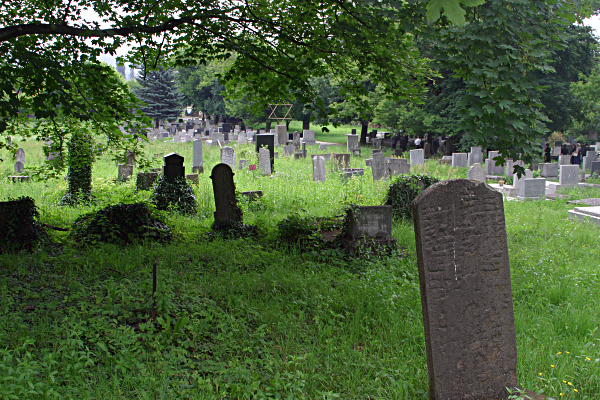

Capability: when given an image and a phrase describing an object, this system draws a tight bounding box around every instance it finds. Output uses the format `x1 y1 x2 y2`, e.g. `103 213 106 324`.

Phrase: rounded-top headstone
164 153 184 166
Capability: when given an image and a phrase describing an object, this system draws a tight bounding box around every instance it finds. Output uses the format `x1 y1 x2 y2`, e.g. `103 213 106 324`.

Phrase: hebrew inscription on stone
412 179 518 400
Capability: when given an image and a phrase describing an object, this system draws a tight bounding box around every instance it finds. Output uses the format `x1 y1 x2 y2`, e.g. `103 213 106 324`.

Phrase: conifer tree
134 67 185 128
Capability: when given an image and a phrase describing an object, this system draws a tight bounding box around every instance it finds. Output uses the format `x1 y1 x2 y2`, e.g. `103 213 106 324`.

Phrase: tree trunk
303 118 310 130
360 120 369 145
286 120 291 130
266 121 272 132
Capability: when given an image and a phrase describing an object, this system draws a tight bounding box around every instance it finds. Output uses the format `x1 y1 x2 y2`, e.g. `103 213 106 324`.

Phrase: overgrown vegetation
385 174 440 220
151 176 197 215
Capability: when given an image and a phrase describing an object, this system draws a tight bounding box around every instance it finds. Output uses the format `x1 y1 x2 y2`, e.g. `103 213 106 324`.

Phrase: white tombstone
451 153 468 168
540 163 559 177
513 169 533 193
518 178 546 200
467 163 486 183
410 149 424 166
312 155 326 182
220 146 235 167
259 147 271 175
486 151 505 175
559 165 580 186
467 146 483 166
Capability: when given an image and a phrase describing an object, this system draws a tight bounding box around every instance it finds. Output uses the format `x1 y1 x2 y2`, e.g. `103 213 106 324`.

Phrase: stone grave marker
238 159 249 169
518 178 546 200
312 155 326 182
591 161 600 178
332 153 351 169
583 151 598 171
466 163 486 183
14 161 24 173
365 158 372 167
346 134 360 155
558 155 570 165
303 130 316 145
192 139 204 173
467 146 483 166
341 205 396 254
541 163 559 177
486 151 505 176
16 148 25 163
275 125 287 147
559 165 579 187
552 146 561 156
210 164 243 228
220 146 236 167
410 149 424 166
163 153 185 183
451 153 467 168
372 152 388 181
412 179 519 400
423 142 431 159
255 134 275 171
259 147 272 175
283 145 295 156
341 168 364 179
388 158 410 176
319 144 327 151
118 164 133 181
136 172 158 191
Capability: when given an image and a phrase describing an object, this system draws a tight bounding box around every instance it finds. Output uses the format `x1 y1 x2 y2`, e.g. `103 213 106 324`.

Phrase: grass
1 138 600 399
248 121 361 144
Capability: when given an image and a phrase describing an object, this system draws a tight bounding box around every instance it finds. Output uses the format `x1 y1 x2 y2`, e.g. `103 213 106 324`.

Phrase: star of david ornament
268 103 293 125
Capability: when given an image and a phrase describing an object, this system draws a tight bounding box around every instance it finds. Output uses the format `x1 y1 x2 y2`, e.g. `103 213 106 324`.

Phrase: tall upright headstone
193 139 204 173
220 146 236 167
410 149 424 166
413 179 518 400
303 130 316 145
468 146 483 166
259 147 272 175
163 153 185 183
210 164 242 228
312 155 326 182
255 134 275 171
15 148 25 163
371 152 388 181
275 125 287 147
423 142 431 159
346 134 360 155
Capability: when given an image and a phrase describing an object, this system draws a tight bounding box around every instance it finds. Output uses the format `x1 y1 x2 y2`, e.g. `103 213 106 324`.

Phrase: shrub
71 202 171 246
385 174 439 220
151 176 197 215
0 197 48 252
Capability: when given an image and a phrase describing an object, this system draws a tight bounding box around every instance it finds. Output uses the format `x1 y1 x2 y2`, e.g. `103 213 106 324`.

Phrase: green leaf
426 0 485 26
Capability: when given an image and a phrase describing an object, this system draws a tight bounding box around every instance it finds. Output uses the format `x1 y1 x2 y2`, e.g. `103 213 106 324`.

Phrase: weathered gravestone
410 149 424 166
126 151 136 166
16 148 25 163
193 139 204 173
14 161 24 173
275 125 287 147
486 151 505 176
255 134 275 171
540 163 559 178
341 205 396 254
388 158 410 176
467 146 483 167
591 161 600 178
372 152 388 181
118 164 133 181
259 147 272 175
303 130 316 145
518 178 546 200
412 179 521 400
558 155 570 165
163 153 185 183
220 146 236 167
451 153 468 168
136 172 159 191
466 163 486 183
423 142 431 159
333 153 351 169
312 155 326 182
340 168 364 180
283 145 295 156
238 159 249 169
346 134 360 155
559 165 579 187
318 144 327 151
210 164 243 228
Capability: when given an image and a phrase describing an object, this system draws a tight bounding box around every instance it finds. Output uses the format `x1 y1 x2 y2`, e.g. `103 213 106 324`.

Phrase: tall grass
0 137 599 399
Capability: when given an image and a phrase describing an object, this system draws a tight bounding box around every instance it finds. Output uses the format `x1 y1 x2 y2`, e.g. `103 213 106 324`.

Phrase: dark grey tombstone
555 140 563 148
591 161 600 177
136 172 159 191
341 168 364 180
423 142 431 159
413 179 518 400
351 129 357 135
568 136 575 145
444 137 454 155
163 153 185 183
347 206 393 240
14 161 24 173
255 134 275 171
394 149 403 157
222 123 231 133
332 153 351 169
210 164 242 227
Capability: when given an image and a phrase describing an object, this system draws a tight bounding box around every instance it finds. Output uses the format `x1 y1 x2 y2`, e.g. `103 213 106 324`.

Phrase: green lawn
0 138 599 399
249 121 361 144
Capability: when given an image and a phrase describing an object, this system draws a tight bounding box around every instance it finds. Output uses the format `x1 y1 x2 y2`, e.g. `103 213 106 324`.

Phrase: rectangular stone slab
412 179 518 400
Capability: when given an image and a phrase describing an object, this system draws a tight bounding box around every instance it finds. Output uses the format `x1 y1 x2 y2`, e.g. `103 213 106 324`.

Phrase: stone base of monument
192 165 204 174
186 173 199 182
569 206 600 226
240 191 263 201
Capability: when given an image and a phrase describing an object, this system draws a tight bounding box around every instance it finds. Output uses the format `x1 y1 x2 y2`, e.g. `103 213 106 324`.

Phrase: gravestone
558 155 570 165
210 164 242 228
259 147 272 175
222 123 231 134
583 152 598 171
275 125 287 147
413 179 518 400
255 134 275 171
388 158 410 176
591 161 600 178
467 163 486 183
303 130 316 145
451 153 468 168
136 172 159 191
341 205 396 254
341 168 364 179
518 178 546 200
423 142 431 159
319 144 327 151
559 165 579 187
332 153 351 169
410 149 424 166
14 161 24 173
540 163 559 177
163 153 185 183
568 136 575 145
118 164 133 181
186 173 199 183
238 159 248 169
283 145 295 156
552 146 562 156
312 155 326 182
193 139 204 173
486 151 505 175
220 146 236 167
372 152 388 181
512 169 533 195
467 146 483 166
346 134 359 154
15 148 25 163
